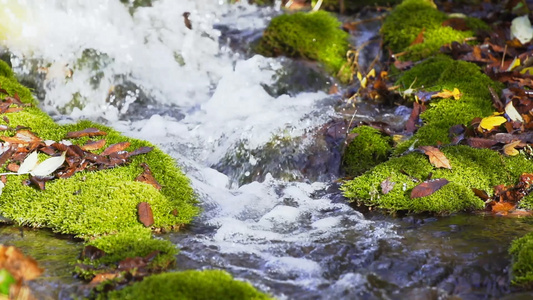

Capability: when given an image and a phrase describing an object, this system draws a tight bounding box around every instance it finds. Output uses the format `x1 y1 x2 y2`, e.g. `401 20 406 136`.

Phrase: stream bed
1 1 533 299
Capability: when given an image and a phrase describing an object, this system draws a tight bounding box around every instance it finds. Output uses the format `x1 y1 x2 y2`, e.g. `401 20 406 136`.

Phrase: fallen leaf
128 146 153 158
380 177 395 194
406 102 422 133
0 245 43 281
1 129 41 145
431 88 462 100
81 139 106 151
81 245 106 261
410 178 449 198
137 202 154 227
490 201 516 214
18 151 38 174
505 101 524 123
65 128 107 139
503 140 522 156
101 142 130 156
478 115 507 132
472 188 489 200
410 28 425 46
466 137 498 149
135 163 161 190
419 146 452 169
30 152 66 177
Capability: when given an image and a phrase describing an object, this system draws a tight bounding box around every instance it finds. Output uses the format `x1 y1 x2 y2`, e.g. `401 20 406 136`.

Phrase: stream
1 1 533 299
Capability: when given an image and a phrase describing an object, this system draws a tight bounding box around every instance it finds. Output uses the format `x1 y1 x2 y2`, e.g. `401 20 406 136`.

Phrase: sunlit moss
103 270 272 300
393 55 501 153
256 11 349 80
0 60 198 270
342 126 392 177
510 232 533 287
381 0 488 60
341 145 533 213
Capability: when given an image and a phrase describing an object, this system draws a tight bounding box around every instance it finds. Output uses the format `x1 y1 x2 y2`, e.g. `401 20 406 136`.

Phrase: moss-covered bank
256 10 351 82
381 0 488 61
102 270 272 300
342 126 392 177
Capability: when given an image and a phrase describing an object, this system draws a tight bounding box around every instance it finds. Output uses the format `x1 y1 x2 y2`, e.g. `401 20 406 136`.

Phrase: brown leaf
171 209 179 216
89 272 120 285
472 188 489 200
410 178 449 198
137 202 154 227
410 28 425 46
118 256 148 271
29 176 51 190
135 163 162 190
101 142 130 156
1 129 41 145
406 102 422 133
380 177 395 194
442 18 469 31
81 245 106 261
503 140 522 156
65 127 107 139
419 146 452 169
81 139 106 151
128 146 153 158
0 245 43 281
466 137 498 149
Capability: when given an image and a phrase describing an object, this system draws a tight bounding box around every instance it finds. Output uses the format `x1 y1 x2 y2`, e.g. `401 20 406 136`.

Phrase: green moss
319 0 401 13
342 145 533 213
0 61 198 272
82 227 177 271
103 270 272 300
342 126 392 177
256 11 349 80
394 56 501 153
510 232 533 286
381 0 487 60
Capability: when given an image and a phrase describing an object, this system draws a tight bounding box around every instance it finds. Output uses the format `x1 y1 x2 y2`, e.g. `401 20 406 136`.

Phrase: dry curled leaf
419 146 452 169
503 140 522 156
101 142 130 156
65 128 107 139
1 129 41 145
137 202 154 227
431 88 462 100
135 163 161 190
81 139 106 151
411 178 449 198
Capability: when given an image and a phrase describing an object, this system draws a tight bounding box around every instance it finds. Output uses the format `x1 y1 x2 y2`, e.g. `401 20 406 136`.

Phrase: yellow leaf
520 66 533 75
361 76 368 88
479 115 507 132
507 57 521 71
431 88 462 100
367 68 376 78
503 140 521 156
356 71 363 82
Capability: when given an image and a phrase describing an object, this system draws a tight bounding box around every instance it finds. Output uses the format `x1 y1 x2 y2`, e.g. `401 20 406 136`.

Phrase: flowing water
1 1 533 299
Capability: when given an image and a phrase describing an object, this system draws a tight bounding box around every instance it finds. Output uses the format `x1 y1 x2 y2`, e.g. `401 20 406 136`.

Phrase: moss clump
510 232 533 286
0 60 198 271
381 0 488 61
319 0 401 13
103 270 272 300
256 11 349 80
394 55 501 153
342 126 392 177
342 145 533 213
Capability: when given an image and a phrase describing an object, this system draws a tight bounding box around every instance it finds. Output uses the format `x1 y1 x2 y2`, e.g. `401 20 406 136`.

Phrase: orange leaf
503 140 521 156
0 245 43 282
411 178 449 198
65 128 107 139
137 202 154 227
491 201 516 214
419 146 452 169
135 163 162 190
0 129 41 145
431 88 462 100
101 142 130 156
81 139 106 151
410 28 425 46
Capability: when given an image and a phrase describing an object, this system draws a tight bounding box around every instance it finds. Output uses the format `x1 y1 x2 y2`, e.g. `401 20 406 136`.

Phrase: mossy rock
342 126 392 177
319 0 401 13
381 0 488 61
256 11 350 82
102 270 272 300
0 60 198 270
342 145 533 214
394 55 501 153
510 232 533 287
